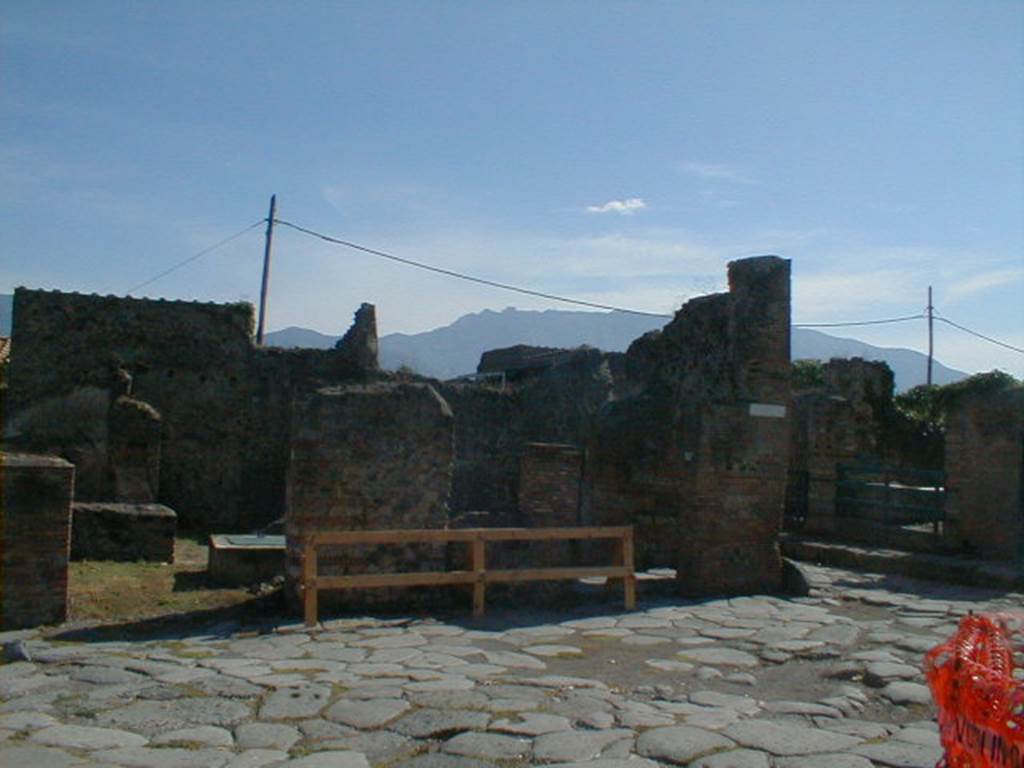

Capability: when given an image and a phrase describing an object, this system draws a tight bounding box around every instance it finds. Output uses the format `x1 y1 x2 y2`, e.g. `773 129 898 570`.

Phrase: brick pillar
1 453 75 629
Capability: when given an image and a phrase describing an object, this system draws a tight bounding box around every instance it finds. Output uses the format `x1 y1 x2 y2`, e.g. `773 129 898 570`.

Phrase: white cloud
945 267 1024 302
682 162 760 185
585 197 646 215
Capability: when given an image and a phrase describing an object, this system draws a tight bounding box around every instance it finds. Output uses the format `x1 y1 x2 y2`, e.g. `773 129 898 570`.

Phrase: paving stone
543 760 660 768
689 690 761 715
635 725 736 764
484 711 567 735
69 665 149 685
690 748 773 767
259 684 332 719
30 723 149 750
852 740 944 767
621 635 673 646
408 690 490 710
0 745 88 767
443 731 532 760
96 697 252 734
864 662 921 687
92 746 232 767
283 752 370 768
391 708 490 738
224 748 290 768
523 644 582 657
325 698 410 729
763 700 842 717
234 721 301 750
677 648 760 667
482 651 547 669
775 755 874 768
0 711 60 731
318 730 418 763
194 675 266 698
815 718 895 740
880 681 932 705
646 659 695 673
393 754 497 768
723 720 862 756
151 725 234 747
532 728 635 762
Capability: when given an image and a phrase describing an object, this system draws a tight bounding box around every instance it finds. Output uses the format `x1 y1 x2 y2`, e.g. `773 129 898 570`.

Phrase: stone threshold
781 533 1023 591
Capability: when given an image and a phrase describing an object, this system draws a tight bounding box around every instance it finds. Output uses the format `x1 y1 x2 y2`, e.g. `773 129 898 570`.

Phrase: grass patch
67 535 266 623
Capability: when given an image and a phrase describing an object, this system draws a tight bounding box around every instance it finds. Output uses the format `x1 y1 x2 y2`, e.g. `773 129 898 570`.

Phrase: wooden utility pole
927 285 934 386
256 194 276 346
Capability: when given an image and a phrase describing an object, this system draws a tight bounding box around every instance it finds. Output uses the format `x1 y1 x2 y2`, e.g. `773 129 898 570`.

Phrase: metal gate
836 461 946 531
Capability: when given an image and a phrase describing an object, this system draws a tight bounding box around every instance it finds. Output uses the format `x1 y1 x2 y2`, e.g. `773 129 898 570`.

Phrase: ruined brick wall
519 443 582 528
945 388 1024 560
7 290 254 527
1 453 74 629
284 382 454 605
588 256 791 595
5 290 379 530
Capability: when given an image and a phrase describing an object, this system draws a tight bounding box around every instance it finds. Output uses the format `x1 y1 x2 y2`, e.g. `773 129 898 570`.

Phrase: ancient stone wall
5 289 380 530
945 388 1024 560
1 453 74 629
284 382 454 605
587 256 791 594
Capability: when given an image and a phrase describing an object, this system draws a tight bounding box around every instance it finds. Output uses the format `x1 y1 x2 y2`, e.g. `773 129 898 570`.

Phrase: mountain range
0 293 965 390
265 306 967 391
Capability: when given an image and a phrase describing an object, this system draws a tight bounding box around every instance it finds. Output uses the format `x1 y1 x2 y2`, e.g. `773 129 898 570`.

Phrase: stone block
71 502 176 563
208 534 285 585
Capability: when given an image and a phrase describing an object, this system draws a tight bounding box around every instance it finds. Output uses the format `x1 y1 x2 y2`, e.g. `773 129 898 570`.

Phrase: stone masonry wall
6 290 380 530
945 388 1024 560
285 382 455 606
1 453 75 629
587 256 791 595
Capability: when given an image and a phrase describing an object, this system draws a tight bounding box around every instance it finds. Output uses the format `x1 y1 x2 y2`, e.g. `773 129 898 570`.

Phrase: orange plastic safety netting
924 613 1024 767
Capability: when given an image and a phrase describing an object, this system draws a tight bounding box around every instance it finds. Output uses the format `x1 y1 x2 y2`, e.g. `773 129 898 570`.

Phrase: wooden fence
300 526 636 625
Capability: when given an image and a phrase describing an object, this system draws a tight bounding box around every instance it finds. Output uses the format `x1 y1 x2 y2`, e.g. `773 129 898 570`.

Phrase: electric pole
927 285 934 387
256 194 276 346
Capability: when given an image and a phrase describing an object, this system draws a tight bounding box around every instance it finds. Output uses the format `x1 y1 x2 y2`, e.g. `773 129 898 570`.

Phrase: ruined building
4 255 793 607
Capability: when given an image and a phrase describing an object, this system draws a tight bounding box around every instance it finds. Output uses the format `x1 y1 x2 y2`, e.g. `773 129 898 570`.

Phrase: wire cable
274 218 675 318
935 316 1024 355
126 220 265 295
793 314 925 328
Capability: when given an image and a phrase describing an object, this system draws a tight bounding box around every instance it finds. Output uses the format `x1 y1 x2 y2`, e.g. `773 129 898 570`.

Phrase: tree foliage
792 359 825 390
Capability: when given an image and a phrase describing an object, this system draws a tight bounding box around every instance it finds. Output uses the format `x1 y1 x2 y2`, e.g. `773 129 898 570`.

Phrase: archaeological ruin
3 252 1022 627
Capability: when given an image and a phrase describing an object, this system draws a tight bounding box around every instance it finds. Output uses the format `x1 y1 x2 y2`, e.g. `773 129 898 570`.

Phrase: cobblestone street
0 564 1010 767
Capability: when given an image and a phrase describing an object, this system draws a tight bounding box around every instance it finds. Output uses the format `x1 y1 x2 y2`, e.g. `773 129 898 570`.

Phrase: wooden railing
300 526 636 625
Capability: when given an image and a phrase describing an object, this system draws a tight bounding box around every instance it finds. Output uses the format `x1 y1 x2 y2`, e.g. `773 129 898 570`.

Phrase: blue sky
4 1 1023 376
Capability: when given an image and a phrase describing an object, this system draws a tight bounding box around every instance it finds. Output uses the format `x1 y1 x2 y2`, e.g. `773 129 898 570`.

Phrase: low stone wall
1 453 74 629
285 382 455 609
71 502 177 563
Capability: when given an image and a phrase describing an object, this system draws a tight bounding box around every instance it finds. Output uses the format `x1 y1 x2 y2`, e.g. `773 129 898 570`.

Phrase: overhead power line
273 218 674 318
935 316 1024 355
793 314 925 329
126 220 265 295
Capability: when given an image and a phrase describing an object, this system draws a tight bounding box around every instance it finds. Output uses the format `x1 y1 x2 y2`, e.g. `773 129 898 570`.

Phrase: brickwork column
1 453 75 629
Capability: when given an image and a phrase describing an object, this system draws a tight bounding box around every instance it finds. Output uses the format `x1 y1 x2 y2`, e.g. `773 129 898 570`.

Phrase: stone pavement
1 564 1014 767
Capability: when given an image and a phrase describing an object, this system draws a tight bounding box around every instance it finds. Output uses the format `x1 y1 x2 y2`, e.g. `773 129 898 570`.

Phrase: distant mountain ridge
0 294 966 390
271 306 967 391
